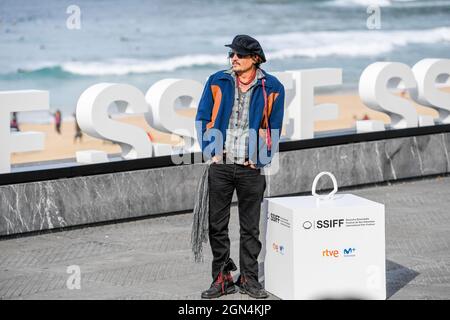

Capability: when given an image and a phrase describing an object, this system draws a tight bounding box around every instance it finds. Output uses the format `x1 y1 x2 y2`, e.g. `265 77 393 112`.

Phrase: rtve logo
272 242 285 255
322 249 340 258
322 247 357 258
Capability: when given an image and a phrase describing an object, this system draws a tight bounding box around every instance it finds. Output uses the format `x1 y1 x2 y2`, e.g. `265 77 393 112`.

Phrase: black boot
201 271 237 299
237 273 269 299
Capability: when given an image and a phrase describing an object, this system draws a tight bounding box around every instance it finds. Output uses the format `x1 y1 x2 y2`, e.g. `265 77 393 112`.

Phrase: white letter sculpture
76 83 151 161
145 79 203 154
0 90 48 173
286 69 342 140
411 58 450 124
359 62 418 130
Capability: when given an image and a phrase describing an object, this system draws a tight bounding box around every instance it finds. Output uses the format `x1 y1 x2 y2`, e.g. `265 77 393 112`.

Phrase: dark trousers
208 163 266 282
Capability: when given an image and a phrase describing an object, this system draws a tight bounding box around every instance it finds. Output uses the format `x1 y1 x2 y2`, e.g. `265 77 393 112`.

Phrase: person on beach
195 35 285 299
51 110 62 134
73 113 83 143
10 112 20 132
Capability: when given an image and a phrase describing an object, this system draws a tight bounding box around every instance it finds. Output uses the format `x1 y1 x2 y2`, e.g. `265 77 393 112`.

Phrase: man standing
195 35 285 299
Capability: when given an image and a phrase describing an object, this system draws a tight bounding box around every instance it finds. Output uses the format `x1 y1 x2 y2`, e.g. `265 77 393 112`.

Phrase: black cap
225 35 266 63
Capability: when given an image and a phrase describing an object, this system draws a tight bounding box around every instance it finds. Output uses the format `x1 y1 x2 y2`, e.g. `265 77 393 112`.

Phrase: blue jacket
195 68 285 168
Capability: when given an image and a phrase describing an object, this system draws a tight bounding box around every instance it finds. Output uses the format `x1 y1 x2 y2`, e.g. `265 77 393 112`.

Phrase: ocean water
0 0 449 123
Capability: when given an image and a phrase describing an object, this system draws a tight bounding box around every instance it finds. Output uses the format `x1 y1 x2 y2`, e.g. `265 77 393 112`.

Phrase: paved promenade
1 174 449 300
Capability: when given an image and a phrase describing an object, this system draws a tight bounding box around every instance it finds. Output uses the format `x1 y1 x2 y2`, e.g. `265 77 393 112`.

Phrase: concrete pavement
0 174 449 300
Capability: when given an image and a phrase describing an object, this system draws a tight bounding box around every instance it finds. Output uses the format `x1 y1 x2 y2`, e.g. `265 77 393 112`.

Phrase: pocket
242 165 260 175
209 161 221 170
244 163 259 171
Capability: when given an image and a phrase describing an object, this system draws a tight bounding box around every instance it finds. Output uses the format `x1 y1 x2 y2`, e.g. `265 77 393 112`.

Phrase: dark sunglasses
228 51 251 59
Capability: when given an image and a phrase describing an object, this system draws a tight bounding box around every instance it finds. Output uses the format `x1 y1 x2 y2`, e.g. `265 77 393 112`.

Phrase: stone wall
1 132 449 236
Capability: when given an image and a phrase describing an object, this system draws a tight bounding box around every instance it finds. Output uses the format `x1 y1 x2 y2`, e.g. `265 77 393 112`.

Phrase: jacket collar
217 68 273 88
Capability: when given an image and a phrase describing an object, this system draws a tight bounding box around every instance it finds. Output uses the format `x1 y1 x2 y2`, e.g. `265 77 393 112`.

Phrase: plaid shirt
224 68 264 164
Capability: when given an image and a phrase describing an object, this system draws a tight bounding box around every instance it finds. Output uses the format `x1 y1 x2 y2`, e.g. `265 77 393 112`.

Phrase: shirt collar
225 67 265 80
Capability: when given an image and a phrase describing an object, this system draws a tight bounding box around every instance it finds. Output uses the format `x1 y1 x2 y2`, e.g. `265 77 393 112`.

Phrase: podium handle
311 171 338 201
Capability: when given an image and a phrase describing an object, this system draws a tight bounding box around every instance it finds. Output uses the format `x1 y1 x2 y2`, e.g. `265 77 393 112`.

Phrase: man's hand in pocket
212 155 222 164
244 160 256 169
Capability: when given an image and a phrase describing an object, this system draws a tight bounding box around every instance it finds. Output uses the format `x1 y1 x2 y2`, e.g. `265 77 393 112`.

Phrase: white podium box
264 172 386 300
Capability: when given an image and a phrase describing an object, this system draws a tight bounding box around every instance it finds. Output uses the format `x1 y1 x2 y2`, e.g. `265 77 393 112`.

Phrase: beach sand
11 93 441 165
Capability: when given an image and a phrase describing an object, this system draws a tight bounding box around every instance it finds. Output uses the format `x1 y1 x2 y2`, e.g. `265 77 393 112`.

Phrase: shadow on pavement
386 259 419 299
